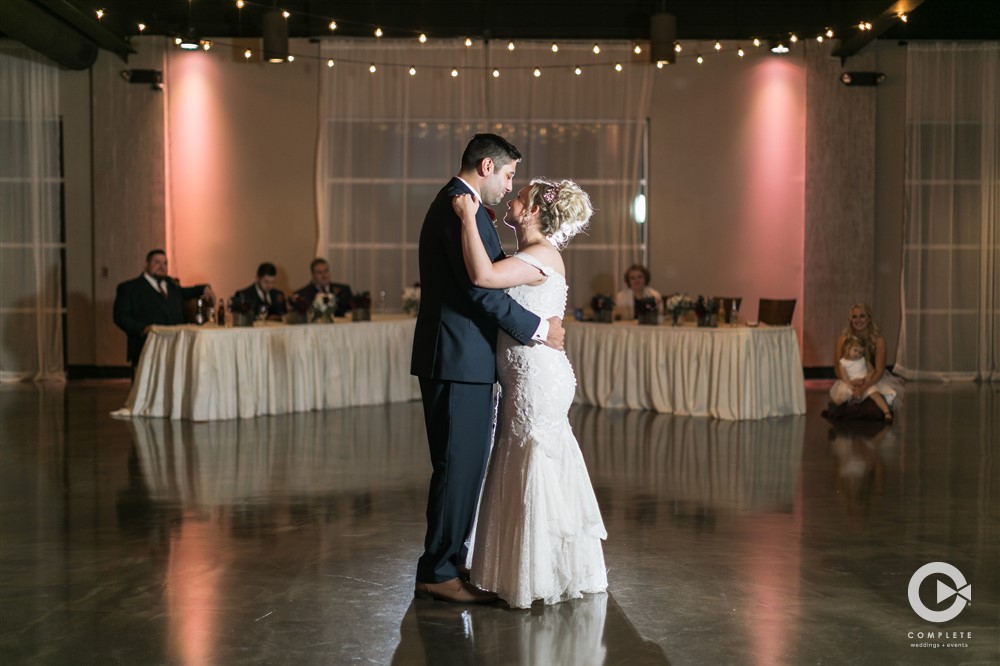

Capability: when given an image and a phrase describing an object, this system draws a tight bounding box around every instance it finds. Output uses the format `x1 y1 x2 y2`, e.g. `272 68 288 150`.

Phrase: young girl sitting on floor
830 335 896 422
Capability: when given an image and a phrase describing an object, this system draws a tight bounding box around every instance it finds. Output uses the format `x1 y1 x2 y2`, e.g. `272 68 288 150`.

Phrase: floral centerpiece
284 293 309 324
402 283 421 317
693 295 719 327
310 292 336 323
591 294 614 323
664 293 692 326
635 296 660 325
351 291 372 322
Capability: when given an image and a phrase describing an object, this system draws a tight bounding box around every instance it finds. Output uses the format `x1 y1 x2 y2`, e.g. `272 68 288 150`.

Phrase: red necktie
485 207 496 222
158 281 168 298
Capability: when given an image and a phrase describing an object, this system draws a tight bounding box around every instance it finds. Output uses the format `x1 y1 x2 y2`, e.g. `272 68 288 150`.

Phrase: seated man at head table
293 257 353 317
233 262 287 321
113 248 215 374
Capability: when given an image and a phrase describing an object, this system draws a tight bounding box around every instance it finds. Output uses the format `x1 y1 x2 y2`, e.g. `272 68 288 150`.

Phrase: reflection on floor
0 381 996 664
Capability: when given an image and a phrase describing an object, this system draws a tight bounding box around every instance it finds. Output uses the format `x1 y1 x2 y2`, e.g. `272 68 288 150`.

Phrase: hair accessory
541 186 559 204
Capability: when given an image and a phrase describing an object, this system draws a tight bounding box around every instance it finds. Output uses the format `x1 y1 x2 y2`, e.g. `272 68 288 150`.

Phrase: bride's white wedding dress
469 252 608 609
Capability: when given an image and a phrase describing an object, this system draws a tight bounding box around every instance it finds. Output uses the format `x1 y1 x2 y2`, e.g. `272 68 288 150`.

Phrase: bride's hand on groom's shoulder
452 193 478 220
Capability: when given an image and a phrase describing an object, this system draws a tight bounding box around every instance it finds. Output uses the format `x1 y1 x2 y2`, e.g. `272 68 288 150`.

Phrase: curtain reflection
392 592 669 665
572 406 806 514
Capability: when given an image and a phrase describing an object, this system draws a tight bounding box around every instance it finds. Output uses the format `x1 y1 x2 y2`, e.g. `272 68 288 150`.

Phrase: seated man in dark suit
293 258 353 317
233 262 287 321
113 249 214 372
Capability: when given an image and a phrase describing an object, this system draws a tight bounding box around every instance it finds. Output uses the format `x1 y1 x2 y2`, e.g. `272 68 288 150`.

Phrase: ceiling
60 0 1000 43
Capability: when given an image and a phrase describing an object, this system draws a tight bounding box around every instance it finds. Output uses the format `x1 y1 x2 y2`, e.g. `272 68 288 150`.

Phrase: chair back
758 298 796 325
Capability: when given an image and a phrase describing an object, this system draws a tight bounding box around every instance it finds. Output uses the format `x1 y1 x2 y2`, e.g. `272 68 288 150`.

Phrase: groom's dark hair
461 133 521 172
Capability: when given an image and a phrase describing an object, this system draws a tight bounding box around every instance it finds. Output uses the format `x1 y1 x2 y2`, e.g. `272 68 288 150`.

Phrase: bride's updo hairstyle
527 178 593 249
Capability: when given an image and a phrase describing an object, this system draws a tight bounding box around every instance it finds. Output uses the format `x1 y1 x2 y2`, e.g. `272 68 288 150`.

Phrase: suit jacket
113 274 206 365
410 177 541 384
293 282 353 317
234 284 287 318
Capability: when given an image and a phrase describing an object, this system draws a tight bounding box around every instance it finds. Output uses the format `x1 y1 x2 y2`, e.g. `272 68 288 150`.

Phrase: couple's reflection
392 592 669 665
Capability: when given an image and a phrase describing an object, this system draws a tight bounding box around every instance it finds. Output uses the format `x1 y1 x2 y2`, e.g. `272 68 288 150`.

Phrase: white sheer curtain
895 43 999 382
0 42 65 382
317 38 652 311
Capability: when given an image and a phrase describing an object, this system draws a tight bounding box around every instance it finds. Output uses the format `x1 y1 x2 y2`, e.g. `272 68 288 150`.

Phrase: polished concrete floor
1 380 997 665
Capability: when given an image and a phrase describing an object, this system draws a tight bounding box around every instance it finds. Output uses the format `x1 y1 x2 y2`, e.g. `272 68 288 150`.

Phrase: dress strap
512 252 553 276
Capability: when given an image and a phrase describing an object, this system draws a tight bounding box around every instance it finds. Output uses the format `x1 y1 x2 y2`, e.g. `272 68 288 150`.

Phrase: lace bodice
505 252 567 320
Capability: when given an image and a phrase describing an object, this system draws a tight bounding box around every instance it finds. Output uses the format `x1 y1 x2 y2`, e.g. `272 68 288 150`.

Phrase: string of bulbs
92 2 914 75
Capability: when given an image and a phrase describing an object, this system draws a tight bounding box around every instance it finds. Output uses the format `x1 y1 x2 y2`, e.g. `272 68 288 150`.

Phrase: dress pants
416 378 495 583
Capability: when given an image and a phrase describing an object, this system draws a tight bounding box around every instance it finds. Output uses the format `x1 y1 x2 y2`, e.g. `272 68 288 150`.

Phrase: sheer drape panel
0 42 64 382
896 43 999 381
316 39 651 311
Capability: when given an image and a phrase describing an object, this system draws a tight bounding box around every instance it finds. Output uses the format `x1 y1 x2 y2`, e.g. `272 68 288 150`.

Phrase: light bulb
287 55 294 62
282 10 290 19
244 49 252 59
533 68 541 77
236 0 244 7
574 66 582 75
826 28 835 38
409 67 416 76
817 35 824 43
753 38 761 47
592 43 601 54
634 44 642 54
492 68 500 78
464 37 472 47
508 41 515 51
327 59 335 68
418 34 427 43
451 68 459 77
737 48 745 57
96 9 104 19
656 61 665 68
551 43 559 52
370 64 377 73
674 43 682 53
790 34 798 43
696 54 703 64
614 62 622 72
138 23 146 32
714 41 722 51
374 27 383 38
328 21 337 31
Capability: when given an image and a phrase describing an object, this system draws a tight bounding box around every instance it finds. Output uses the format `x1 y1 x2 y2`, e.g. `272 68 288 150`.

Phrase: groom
410 133 565 603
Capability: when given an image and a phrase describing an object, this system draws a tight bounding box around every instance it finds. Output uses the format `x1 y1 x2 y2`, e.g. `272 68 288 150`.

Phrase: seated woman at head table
614 263 662 320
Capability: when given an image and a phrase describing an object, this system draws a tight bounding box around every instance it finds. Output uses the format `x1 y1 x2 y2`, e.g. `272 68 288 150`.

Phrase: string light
236 0 244 8
737 47 745 57
492 68 500 78
674 43 682 53
614 62 623 72
714 41 722 51
327 59 335 67
374 27 383 38
592 43 601 54
753 38 761 47
826 28 835 38
328 21 337 31
418 33 427 44
790 34 798 43
656 61 665 69
409 66 416 76
287 55 294 62
898 12 908 23
174 37 182 45
244 49 252 59
551 43 559 53
574 66 582 75
696 54 704 64
138 23 146 32
533 68 541 77
282 10 290 19
202 41 212 51
451 68 458 77
96 9 104 20
464 37 472 47
633 44 642 55
816 35 824 43
369 63 377 73
508 41 515 51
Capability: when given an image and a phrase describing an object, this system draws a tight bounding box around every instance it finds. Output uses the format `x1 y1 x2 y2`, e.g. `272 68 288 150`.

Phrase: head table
564 321 806 420
120 315 421 421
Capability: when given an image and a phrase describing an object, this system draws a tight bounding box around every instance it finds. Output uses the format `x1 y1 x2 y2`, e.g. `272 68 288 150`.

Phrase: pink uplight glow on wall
740 58 805 329
167 50 233 286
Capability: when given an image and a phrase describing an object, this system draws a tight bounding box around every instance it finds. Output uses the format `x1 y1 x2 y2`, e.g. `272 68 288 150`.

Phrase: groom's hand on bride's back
544 316 565 351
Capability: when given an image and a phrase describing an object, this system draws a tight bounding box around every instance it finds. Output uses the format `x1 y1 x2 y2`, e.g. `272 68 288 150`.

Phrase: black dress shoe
414 578 498 604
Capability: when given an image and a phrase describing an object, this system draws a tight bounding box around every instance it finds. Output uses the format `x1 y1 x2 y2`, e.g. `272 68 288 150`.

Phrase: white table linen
122 316 420 421
565 322 806 420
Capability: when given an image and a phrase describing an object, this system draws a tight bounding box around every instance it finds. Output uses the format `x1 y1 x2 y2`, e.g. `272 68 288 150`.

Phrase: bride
452 178 607 609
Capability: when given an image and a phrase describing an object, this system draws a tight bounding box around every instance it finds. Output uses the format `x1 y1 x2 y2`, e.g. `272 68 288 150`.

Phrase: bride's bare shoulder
520 243 565 277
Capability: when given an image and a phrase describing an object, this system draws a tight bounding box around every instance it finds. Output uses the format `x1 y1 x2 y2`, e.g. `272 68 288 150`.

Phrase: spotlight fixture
120 68 163 90
178 27 200 50
770 40 789 54
840 71 886 86
262 9 288 62
649 12 676 64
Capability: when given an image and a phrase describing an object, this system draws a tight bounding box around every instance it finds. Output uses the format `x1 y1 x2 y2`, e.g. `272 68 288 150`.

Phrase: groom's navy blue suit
411 177 541 584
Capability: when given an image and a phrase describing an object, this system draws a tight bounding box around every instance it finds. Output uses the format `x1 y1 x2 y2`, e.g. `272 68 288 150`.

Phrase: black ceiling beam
831 0 925 62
